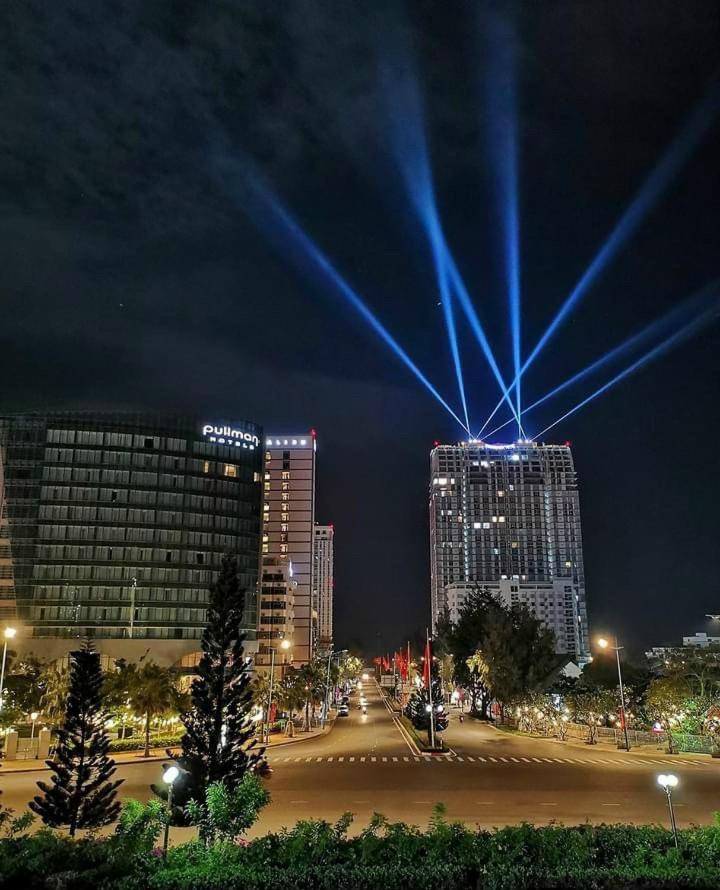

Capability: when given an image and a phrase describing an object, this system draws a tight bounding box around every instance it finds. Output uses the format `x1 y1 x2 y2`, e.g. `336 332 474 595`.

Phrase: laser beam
382 60 472 433
486 13 523 435
243 174 469 432
533 280 720 439
485 282 719 439
522 81 720 376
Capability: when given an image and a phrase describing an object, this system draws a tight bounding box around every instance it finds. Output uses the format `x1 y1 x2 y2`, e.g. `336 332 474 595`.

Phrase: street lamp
0 627 17 712
265 638 291 745
162 765 179 856
30 711 39 741
597 636 630 751
657 774 679 848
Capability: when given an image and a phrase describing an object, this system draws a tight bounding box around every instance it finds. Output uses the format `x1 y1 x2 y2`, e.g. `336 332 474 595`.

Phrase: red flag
422 638 432 689
372 656 382 667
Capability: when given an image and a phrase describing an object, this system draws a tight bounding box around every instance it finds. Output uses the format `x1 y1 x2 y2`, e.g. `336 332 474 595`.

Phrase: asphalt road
2 681 719 835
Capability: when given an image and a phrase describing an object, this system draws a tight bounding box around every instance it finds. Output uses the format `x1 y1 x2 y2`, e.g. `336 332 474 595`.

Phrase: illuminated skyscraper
313 524 334 653
262 433 316 665
429 440 589 661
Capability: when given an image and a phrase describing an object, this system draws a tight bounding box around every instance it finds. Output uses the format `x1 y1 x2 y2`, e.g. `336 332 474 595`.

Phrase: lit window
492 516 498 523
300 439 307 445
224 464 237 478
280 544 288 554
262 544 269 554
499 516 506 523
281 471 291 480
254 471 261 482
281 482 290 491
202 461 210 474
480 460 489 468
497 490 504 497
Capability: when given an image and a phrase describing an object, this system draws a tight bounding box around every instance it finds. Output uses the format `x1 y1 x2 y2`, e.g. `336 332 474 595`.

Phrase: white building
313 524 334 653
263 433 316 664
430 440 589 661
256 557 296 676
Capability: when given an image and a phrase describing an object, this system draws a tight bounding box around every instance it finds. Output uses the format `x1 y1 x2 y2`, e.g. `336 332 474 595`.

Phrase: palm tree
130 662 175 757
39 665 71 725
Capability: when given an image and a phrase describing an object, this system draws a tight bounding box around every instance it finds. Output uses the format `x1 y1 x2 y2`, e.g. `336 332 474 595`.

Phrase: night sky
1 2 719 656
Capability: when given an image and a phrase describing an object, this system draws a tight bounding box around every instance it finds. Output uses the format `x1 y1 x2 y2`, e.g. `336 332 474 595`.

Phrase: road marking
532 758 543 763
338 757 345 762
601 803 620 807
466 756 475 762
327 757 334 762
477 756 487 762
540 802 557 807
542 758 554 763
552 758 564 763
414 756 420 762
489 756 499 762
476 801 494 805
305 757 312 762
392 756 398 762
500 757 509 763
510 757 520 763
456 756 464 762
290 800 308 804
371 756 377 762
382 757 388 762
521 757 531 763
360 756 366 762
414 800 432 804
283 757 291 762
403 756 409 762
353 800 370 804
349 757 355 762
294 757 303 762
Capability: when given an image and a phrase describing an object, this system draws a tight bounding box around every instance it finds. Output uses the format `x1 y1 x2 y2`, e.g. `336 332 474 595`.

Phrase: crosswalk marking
266 752 713 769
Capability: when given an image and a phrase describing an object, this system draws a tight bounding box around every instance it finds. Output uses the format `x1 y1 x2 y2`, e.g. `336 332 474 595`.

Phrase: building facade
262 433 316 664
313 524 334 653
430 440 589 660
256 556 296 675
0 412 263 664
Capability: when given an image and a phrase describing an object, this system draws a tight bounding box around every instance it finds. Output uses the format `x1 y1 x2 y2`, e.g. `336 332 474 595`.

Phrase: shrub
109 734 183 752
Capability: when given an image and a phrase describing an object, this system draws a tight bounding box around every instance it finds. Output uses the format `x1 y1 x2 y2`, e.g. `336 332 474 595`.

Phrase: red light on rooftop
564 440 572 447
310 429 317 438
433 440 441 447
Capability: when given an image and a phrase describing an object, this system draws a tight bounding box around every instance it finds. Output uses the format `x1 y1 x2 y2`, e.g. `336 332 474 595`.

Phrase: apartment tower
429 440 589 661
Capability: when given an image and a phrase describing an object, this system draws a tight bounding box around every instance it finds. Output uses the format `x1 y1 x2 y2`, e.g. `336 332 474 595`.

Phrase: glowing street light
265 638 292 745
162 765 180 856
657 774 679 847
30 711 39 741
0 627 17 713
596 636 630 751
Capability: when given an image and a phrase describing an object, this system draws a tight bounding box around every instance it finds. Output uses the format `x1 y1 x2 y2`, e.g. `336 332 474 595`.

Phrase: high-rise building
256 556 296 676
262 433 316 664
0 412 263 664
429 440 589 661
313 524 334 653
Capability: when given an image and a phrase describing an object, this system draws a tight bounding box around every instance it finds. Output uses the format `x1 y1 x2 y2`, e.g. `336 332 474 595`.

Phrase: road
2 681 719 835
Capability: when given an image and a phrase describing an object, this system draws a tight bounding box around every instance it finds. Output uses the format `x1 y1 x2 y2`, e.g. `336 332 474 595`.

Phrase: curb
264 722 334 749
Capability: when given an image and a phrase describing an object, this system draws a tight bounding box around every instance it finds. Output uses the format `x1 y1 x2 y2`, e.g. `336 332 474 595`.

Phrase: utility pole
426 628 436 750
128 576 137 639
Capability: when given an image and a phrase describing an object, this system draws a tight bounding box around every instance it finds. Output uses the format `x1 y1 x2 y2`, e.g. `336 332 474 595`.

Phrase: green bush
3 811 720 889
109 734 183 752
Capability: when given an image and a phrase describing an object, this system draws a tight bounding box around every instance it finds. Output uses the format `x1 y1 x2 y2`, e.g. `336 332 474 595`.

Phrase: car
338 705 349 717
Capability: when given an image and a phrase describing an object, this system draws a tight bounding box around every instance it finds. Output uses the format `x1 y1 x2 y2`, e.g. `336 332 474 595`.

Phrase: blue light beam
523 81 720 375
486 13 523 435
478 80 720 440
484 282 719 439
382 61 472 433
534 280 720 440
243 175 469 432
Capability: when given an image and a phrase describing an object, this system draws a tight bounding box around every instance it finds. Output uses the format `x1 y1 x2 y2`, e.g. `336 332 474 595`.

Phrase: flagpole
426 628 436 750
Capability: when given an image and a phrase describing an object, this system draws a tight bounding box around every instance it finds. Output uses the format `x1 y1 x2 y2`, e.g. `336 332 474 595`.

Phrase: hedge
109 734 183 752
3 814 720 889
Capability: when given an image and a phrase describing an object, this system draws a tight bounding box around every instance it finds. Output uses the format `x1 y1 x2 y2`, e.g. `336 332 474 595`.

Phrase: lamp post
30 711 39 741
0 627 17 712
597 636 630 751
657 774 679 848
162 766 179 856
265 638 291 745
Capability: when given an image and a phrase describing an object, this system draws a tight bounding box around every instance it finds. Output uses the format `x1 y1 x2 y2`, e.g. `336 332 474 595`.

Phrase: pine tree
169 554 262 805
30 642 122 835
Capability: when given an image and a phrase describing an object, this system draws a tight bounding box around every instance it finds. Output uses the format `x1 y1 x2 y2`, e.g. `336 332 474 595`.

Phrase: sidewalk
0 721 335 774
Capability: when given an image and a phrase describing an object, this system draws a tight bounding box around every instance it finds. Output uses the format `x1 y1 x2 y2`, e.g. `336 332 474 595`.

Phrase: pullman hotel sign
201 423 259 449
